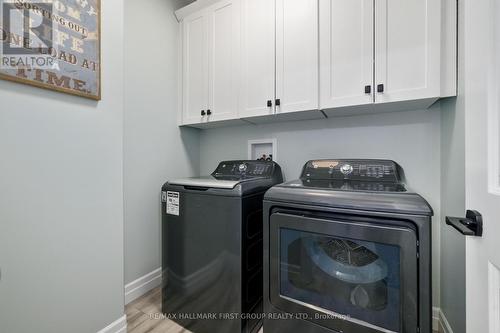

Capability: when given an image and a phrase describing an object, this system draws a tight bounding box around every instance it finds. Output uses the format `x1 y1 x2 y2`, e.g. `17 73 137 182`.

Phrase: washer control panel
212 160 276 178
301 159 402 182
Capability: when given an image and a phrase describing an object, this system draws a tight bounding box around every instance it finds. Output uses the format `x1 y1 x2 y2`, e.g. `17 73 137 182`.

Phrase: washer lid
168 160 284 190
168 176 251 189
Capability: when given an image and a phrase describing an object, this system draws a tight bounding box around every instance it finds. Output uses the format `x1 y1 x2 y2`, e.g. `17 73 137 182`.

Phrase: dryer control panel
301 159 403 182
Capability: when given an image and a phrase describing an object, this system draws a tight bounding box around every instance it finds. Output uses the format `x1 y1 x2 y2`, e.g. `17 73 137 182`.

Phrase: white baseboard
96 315 127 333
125 267 162 305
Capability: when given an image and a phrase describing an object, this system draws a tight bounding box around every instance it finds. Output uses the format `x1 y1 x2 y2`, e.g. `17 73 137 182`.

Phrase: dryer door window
280 229 400 331
269 212 418 333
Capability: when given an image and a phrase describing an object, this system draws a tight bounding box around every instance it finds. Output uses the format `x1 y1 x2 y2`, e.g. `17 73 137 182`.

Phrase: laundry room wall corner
439 54 466 333
438 1 466 331
123 0 201 291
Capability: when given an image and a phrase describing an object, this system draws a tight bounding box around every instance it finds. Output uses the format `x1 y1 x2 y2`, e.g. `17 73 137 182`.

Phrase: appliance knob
340 164 354 175
239 163 247 172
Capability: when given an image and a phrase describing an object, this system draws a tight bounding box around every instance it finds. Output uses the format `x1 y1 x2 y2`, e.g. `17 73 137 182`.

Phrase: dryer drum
350 281 388 310
288 237 389 311
320 238 379 266
303 236 389 284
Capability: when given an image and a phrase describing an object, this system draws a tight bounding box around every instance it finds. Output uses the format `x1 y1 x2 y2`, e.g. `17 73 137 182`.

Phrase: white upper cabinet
374 0 441 104
182 11 209 125
177 0 456 127
207 0 240 122
319 0 374 109
275 0 319 114
240 0 319 118
239 0 276 118
181 0 240 125
320 0 454 114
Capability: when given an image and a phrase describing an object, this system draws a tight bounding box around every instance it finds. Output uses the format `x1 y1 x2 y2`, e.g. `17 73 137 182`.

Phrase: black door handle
446 210 483 237
267 100 272 107
275 99 281 106
207 109 212 116
365 85 371 94
377 84 384 93
201 110 206 116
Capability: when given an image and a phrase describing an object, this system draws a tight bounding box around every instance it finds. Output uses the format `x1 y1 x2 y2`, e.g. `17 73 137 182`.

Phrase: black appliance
162 160 283 333
263 159 433 333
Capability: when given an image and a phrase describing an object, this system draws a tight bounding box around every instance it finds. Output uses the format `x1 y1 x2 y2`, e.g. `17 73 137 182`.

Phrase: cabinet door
207 0 240 122
319 0 374 110
374 0 441 104
275 0 319 114
182 11 209 125
239 0 276 118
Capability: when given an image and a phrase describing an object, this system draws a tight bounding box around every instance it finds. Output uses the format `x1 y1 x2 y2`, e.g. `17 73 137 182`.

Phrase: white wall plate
248 138 277 162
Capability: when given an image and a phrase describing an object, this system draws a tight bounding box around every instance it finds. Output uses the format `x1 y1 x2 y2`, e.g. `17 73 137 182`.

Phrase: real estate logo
1 0 56 69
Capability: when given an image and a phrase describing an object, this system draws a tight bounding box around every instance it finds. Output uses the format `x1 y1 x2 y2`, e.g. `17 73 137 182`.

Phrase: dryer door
269 212 418 333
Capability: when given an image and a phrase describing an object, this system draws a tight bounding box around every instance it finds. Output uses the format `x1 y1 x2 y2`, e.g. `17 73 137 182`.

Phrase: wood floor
125 287 438 333
125 287 264 333
126 287 189 333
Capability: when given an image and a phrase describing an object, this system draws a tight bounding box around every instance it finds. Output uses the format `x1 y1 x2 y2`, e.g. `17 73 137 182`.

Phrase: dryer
162 160 283 333
263 159 433 333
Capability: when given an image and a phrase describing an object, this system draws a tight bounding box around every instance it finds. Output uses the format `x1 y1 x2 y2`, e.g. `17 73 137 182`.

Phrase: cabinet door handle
267 100 273 107
275 99 281 106
364 85 371 94
201 110 206 116
377 84 384 93
206 109 212 116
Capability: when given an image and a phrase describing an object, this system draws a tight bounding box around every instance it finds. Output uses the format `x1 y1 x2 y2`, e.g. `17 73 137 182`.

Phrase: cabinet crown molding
175 0 222 21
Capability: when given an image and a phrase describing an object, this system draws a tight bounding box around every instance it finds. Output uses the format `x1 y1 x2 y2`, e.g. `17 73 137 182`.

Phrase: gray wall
199 108 442 307
123 0 200 285
0 0 125 332
439 0 466 330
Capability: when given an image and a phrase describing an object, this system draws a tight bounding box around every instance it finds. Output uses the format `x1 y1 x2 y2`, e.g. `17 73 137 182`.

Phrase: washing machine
161 160 283 333
263 159 433 333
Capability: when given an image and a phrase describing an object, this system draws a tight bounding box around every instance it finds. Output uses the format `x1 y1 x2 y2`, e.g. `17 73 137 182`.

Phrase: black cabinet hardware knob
365 85 371 94
377 84 384 93
446 210 483 237
201 110 206 116
267 100 272 107
207 109 212 116
275 99 281 106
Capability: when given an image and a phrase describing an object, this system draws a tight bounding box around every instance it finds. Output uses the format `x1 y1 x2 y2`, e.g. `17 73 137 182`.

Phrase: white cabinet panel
182 12 209 125
239 0 275 118
275 0 319 114
319 0 374 110
374 0 441 103
207 0 240 122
